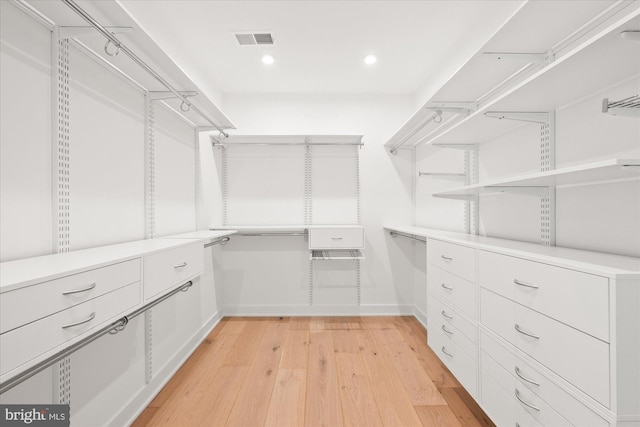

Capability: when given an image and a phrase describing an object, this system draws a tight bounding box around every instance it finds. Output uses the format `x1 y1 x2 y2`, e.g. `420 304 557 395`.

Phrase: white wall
204 93 416 312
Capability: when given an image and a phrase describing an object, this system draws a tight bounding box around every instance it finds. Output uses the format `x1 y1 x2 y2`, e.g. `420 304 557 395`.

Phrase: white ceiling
117 1 525 96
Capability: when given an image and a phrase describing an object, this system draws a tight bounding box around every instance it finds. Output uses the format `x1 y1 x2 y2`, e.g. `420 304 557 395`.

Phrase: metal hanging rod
389 110 442 155
389 230 426 243
235 231 308 237
0 280 194 394
212 142 364 148
204 236 231 248
602 95 640 117
60 0 229 137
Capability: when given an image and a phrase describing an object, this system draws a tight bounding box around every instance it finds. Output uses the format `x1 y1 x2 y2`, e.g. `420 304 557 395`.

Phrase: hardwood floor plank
332 329 360 353
305 330 343 427
280 329 310 369
335 352 384 427
289 316 312 330
130 408 158 427
414 405 462 427
439 388 492 427
374 328 447 405
452 387 495 427
188 366 249 427
264 368 307 427
355 330 423 427
225 321 289 427
223 319 269 366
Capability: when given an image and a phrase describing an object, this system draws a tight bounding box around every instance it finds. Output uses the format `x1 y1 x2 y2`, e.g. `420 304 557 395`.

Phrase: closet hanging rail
204 236 230 248
389 230 426 243
235 231 308 237
389 110 442 155
211 141 364 148
60 0 229 137
0 280 194 394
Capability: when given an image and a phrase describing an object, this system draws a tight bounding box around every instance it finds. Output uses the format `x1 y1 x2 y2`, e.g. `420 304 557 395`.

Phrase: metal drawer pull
441 310 453 320
62 312 96 329
62 282 96 295
331 237 343 240
515 389 540 411
441 283 454 291
515 324 540 339
514 279 539 289
441 325 453 335
515 366 540 386
174 262 187 268
441 346 453 357
441 255 453 261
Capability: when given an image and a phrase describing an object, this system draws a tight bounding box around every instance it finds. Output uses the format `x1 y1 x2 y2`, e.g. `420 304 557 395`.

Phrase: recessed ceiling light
262 54 274 65
364 54 377 65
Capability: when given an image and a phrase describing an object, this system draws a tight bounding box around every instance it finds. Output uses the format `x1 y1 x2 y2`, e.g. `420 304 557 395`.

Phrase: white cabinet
308 226 364 250
143 241 203 302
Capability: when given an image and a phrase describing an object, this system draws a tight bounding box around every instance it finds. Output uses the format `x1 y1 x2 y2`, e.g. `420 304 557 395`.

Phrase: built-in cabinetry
386 225 640 427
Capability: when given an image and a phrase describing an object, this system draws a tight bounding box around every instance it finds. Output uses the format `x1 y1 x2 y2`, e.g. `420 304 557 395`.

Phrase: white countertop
384 225 640 279
162 230 236 243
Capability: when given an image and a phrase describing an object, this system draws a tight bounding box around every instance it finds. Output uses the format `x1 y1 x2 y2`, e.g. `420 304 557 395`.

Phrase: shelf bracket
424 102 478 115
149 91 198 102
59 26 133 39
484 111 550 124
485 186 549 197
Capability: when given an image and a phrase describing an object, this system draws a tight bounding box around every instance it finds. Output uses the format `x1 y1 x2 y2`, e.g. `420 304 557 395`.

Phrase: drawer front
0 259 141 334
143 243 203 301
428 323 477 397
478 250 609 342
427 308 477 361
481 369 545 427
481 330 609 427
427 265 476 318
480 289 610 407
428 296 477 343
308 227 364 249
0 282 140 378
427 239 475 283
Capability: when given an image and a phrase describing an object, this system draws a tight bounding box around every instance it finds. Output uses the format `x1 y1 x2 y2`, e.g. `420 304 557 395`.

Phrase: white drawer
428 322 477 397
143 243 203 302
427 239 475 283
481 369 545 427
0 259 141 334
308 227 364 249
427 307 477 361
427 265 476 319
480 289 610 407
428 296 477 343
478 250 609 342
481 330 609 427
0 282 140 378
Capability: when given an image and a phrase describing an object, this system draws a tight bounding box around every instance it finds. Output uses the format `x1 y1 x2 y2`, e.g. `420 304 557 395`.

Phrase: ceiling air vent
234 32 275 45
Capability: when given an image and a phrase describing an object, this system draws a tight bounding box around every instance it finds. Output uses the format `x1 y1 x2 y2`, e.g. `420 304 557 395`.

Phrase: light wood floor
132 316 494 427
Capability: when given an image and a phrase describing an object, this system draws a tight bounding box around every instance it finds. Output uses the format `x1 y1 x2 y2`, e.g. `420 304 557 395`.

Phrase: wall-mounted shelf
310 250 364 260
433 158 640 198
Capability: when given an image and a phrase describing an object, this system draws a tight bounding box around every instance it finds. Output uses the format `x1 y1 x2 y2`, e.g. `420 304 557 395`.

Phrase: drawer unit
427 306 476 361
0 259 141 334
481 330 609 427
308 226 364 249
480 289 610 407
478 250 609 342
427 239 475 283
427 265 476 318
428 320 477 396
143 242 203 301
427 296 477 343
481 369 545 427
0 282 140 378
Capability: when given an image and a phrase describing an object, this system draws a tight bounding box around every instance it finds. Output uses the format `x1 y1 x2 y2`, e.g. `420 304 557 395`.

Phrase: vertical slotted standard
540 113 556 246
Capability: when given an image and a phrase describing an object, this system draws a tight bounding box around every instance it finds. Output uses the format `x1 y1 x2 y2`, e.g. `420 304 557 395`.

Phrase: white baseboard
222 304 414 317
110 310 223 427
414 306 428 330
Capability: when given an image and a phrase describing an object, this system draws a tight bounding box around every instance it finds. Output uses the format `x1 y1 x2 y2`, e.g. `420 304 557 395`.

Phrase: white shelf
384 226 640 278
310 250 364 261
433 158 640 197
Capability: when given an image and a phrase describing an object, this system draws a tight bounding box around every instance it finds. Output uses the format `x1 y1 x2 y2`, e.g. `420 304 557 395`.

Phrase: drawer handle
515 366 540 386
441 346 453 357
441 324 453 335
331 237 343 240
441 310 453 320
174 262 188 269
441 255 453 261
514 279 539 289
515 324 540 340
515 389 540 411
62 312 96 329
62 282 97 295
441 283 454 291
